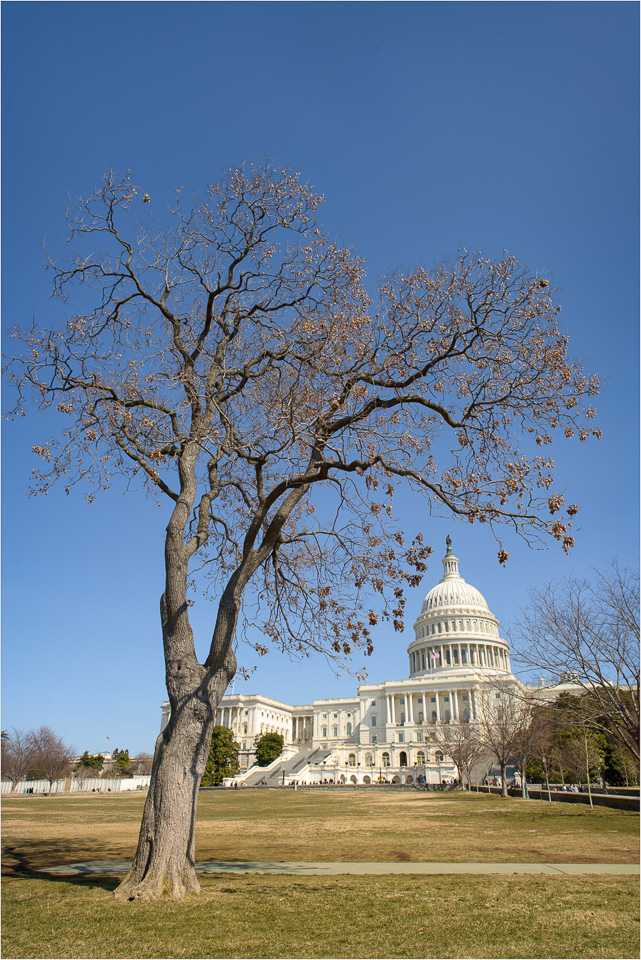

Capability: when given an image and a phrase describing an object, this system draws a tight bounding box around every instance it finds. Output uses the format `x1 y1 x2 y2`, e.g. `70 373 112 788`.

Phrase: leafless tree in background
433 722 487 789
476 682 531 797
1 728 35 792
26 726 74 790
511 562 639 761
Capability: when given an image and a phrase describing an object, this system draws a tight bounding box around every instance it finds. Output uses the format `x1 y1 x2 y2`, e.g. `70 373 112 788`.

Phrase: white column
390 695 396 724
471 687 478 721
451 690 459 721
407 694 414 724
435 693 441 722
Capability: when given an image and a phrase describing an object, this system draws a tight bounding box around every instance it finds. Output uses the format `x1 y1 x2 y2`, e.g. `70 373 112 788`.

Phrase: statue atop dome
445 534 452 554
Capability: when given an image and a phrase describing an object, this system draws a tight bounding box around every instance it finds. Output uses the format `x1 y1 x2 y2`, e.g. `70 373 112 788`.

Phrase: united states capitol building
161 538 536 785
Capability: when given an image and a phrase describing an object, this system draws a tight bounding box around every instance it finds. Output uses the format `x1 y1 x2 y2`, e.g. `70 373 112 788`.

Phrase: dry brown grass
2 787 638 873
2 873 639 959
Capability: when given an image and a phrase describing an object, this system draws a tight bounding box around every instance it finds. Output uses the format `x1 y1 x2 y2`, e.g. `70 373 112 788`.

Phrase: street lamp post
584 727 594 810
541 755 552 802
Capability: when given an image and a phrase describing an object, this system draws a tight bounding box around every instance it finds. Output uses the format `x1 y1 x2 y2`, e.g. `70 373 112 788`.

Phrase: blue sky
2 2 638 755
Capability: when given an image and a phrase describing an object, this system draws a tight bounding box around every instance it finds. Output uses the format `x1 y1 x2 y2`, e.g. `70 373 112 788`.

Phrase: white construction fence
2 775 151 795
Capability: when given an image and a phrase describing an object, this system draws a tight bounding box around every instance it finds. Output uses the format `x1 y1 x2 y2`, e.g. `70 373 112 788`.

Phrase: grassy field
2 788 638 870
2 788 639 959
2 873 639 959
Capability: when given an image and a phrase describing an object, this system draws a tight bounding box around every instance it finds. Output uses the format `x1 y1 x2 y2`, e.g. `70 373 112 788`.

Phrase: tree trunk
500 761 508 798
114 686 218 902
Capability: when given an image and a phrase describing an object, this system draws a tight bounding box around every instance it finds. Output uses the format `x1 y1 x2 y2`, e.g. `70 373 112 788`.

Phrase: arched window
332 726 338 737
431 711 437 723
346 723 352 736
444 710 451 723
399 751 408 767
435 751 444 763
382 752 390 768
417 750 425 765
364 753 373 767
418 711 424 723
322 726 327 737
348 753 356 767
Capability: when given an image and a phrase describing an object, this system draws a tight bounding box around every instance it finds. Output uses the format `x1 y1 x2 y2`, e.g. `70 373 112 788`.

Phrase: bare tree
555 728 607 786
1 728 35 792
26 726 74 791
510 705 557 798
511 562 639 761
433 723 486 789
4 164 599 899
476 682 531 797
134 752 154 775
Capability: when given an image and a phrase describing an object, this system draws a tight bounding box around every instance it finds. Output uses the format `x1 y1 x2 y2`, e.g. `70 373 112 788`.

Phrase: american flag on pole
430 651 440 661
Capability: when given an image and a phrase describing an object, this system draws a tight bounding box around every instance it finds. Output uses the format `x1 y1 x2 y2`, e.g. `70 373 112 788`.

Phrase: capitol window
371 716 377 726
346 723 352 736
348 754 356 766
382 752 390 767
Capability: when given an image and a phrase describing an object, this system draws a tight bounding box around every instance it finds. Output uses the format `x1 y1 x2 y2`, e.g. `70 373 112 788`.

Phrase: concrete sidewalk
39 860 640 877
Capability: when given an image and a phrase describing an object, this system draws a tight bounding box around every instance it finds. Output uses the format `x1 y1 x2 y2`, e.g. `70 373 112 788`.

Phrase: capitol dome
407 537 510 678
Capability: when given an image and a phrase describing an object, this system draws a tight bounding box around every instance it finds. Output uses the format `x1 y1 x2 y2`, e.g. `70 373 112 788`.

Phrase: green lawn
2 789 639 959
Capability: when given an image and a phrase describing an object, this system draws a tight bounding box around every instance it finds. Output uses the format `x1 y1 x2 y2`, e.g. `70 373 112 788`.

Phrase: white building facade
160 539 517 784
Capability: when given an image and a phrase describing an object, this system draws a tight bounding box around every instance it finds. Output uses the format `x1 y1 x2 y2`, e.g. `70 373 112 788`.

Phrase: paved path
39 860 639 877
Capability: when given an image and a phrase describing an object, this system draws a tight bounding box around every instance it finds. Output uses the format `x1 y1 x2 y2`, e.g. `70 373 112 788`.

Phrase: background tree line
1 728 153 790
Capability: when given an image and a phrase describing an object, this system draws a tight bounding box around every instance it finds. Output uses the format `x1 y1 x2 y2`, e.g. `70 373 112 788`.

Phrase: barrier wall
1 779 65 795
475 783 639 811
2 775 151 795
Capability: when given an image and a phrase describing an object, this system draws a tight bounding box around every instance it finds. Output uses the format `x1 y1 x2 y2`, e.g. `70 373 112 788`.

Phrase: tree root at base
114 865 201 902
